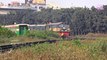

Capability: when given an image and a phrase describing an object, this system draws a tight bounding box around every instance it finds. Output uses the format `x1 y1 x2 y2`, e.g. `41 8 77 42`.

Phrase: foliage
0 27 16 38
25 30 59 39
89 40 107 53
0 5 107 35
1 38 107 60
72 39 81 46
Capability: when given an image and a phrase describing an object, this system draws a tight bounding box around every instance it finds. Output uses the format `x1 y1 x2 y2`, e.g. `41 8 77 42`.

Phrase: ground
0 33 107 60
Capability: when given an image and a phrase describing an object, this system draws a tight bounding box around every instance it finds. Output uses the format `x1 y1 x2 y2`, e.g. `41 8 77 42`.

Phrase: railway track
0 36 97 53
0 40 57 53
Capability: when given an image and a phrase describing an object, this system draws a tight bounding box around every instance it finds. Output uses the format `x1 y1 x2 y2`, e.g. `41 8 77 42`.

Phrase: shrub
45 31 59 38
72 39 82 46
0 27 16 38
26 30 59 39
101 41 107 52
89 40 107 53
86 40 107 60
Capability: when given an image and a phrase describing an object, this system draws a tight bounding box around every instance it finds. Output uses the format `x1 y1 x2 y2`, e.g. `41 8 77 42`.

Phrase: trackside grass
0 38 107 60
0 30 59 45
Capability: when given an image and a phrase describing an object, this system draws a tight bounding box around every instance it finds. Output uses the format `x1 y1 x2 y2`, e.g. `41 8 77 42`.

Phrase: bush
101 41 107 52
26 30 59 39
0 27 16 38
89 40 107 53
72 39 82 46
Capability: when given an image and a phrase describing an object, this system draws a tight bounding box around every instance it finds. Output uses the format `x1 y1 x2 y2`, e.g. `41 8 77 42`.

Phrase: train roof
47 22 62 26
2 24 29 28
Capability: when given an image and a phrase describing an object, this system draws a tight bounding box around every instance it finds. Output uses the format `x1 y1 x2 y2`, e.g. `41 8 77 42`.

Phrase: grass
0 30 60 45
0 37 107 60
0 36 42 45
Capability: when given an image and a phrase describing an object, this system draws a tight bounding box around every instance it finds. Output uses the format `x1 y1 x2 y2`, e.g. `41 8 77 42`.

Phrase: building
47 3 61 9
32 0 46 4
25 0 32 4
25 0 46 11
0 0 47 13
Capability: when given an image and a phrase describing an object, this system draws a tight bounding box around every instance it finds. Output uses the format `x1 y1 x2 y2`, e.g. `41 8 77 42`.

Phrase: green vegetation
0 27 16 38
0 30 59 45
0 5 107 60
1 5 107 35
0 38 107 60
0 27 16 44
25 30 59 39
0 31 107 60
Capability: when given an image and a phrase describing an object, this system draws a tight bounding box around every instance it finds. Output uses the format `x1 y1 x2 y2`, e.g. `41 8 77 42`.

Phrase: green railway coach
2 24 28 35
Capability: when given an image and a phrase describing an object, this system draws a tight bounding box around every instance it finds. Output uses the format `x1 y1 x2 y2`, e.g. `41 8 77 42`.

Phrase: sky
0 0 107 8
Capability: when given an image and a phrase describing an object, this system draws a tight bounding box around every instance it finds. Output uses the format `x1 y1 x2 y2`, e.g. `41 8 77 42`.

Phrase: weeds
26 30 59 39
0 27 16 38
0 37 107 60
72 39 82 47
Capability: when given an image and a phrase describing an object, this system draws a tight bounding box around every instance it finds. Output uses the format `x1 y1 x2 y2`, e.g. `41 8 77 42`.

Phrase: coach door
19 25 28 35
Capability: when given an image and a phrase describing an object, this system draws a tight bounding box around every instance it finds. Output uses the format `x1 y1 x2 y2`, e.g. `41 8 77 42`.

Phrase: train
2 22 70 38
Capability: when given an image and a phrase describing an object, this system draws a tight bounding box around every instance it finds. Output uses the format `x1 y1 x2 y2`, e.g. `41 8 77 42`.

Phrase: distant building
10 1 20 6
25 0 46 11
25 0 35 4
32 0 46 5
0 0 47 13
47 3 61 9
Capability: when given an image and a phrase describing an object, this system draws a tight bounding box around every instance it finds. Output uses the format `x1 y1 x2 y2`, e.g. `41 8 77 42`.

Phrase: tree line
0 5 107 35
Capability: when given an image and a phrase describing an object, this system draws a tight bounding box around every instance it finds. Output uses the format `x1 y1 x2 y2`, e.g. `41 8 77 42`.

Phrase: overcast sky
0 0 107 8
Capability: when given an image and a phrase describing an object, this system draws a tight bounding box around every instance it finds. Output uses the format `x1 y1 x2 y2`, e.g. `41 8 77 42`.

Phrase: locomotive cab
59 27 70 39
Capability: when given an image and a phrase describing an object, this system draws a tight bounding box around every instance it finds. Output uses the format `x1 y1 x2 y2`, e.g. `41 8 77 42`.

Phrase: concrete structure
47 3 61 9
32 0 46 4
0 0 46 13
25 0 46 11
